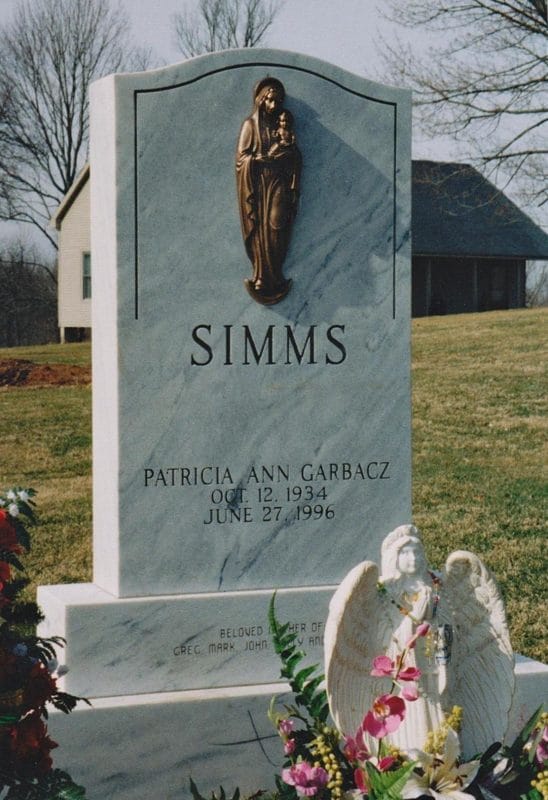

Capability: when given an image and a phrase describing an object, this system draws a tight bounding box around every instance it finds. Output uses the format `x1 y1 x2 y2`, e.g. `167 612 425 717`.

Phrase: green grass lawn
0 309 546 660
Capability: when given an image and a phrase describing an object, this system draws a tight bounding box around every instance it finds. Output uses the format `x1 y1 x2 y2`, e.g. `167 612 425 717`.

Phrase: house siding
57 178 91 331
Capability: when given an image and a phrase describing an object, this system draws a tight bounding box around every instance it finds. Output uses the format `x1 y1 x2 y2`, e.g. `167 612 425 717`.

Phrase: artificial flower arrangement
192 596 547 800
0 487 87 799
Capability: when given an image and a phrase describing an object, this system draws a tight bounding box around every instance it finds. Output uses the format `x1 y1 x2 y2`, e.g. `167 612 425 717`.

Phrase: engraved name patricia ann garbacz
236 77 302 306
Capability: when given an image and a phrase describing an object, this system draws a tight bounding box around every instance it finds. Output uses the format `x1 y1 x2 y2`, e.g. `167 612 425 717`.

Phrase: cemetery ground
0 308 546 662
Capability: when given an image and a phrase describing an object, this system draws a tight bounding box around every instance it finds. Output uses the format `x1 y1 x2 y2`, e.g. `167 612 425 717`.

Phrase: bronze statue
236 78 301 305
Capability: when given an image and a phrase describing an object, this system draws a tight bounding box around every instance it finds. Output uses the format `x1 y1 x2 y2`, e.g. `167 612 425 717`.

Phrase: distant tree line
0 242 57 347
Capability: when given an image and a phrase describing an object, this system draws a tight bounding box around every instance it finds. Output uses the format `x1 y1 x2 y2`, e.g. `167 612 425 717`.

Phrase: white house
51 163 91 343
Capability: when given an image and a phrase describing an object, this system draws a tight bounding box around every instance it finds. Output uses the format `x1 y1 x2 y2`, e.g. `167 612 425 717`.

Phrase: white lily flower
402 729 479 799
0 499 5 506
8 503 19 517
7 489 16 500
18 490 29 502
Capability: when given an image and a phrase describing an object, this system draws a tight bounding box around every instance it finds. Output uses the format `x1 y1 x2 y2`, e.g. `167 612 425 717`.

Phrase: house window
82 252 91 299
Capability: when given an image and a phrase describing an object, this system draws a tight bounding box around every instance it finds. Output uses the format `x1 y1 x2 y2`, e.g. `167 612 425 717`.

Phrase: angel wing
325 560 385 737
442 550 515 758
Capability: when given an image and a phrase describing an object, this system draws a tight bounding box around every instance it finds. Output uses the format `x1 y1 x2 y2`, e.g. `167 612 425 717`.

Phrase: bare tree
379 0 548 213
172 0 281 58
0 0 150 251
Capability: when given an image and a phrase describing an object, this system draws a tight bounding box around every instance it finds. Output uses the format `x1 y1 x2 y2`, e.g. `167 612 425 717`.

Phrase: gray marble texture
49 684 286 800
46 659 547 800
89 49 412 598
38 583 334 697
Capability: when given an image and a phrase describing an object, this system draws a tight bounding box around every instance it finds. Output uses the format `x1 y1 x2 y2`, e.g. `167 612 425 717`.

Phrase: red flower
0 560 12 604
8 713 58 775
354 766 368 793
23 662 57 710
398 665 421 682
0 509 21 553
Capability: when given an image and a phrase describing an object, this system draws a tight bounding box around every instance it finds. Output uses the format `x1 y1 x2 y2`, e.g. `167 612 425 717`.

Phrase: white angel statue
325 524 515 758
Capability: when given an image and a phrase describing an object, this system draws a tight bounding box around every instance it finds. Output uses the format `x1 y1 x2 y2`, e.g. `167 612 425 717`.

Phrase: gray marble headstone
38 49 411 799
91 50 412 599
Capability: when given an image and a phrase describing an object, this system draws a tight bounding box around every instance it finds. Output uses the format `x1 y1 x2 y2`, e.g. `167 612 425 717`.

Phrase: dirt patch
0 359 91 387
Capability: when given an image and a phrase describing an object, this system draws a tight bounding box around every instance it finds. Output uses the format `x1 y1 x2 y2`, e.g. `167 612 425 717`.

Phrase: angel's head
381 524 428 580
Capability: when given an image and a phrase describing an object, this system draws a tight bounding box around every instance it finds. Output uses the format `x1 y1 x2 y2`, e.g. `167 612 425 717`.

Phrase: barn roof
412 161 548 260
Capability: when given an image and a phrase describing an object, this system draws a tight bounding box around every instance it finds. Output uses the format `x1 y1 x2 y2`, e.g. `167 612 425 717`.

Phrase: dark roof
412 161 548 260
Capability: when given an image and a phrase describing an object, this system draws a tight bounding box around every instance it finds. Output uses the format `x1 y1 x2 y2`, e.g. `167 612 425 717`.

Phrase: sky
0 0 444 160
126 0 446 161
0 0 451 252
2 0 542 251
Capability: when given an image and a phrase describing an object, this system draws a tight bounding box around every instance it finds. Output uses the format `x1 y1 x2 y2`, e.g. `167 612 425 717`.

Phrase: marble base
37 583 334 697
506 654 548 741
46 657 547 800
47 684 286 800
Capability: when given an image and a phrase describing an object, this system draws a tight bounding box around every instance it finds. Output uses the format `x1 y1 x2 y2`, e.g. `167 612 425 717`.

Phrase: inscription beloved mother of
236 77 301 305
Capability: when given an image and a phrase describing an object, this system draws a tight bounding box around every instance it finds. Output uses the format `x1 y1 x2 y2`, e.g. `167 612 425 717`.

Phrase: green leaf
1 551 25 571
286 651 305 674
293 665 317 691
268 594 280 636
52 691 91 714
0 767 87 799
509 706 544 758
309 694 329 722
301 674 324 698
0 713 20 726
365 761 417 800
189 777 208 800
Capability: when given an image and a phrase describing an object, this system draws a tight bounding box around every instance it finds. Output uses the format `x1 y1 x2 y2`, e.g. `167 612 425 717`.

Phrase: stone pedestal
44 656 548 800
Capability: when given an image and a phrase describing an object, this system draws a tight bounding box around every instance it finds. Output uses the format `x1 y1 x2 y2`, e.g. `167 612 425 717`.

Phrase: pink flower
406 622 431 650
401 682 419 702
398 665 421 682
284 738 296 755
279 719 295 736
536 726 548 765
362 694 406 739
344 727 370 762
370 655 420 682
371 655 394 677
282 762 329 797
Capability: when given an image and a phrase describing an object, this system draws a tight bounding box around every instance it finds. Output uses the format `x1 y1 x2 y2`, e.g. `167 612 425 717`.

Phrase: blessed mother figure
236 78 301 304
376 525 448 752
